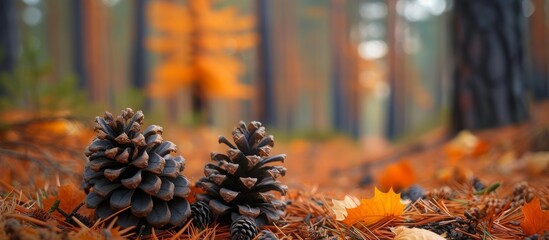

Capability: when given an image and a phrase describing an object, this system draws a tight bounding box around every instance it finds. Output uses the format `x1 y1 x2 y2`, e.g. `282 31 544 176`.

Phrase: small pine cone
401 185 425 202
298 224 328 240
190 201 214 229
510 181 535 208
196 121 288 227
231 215 258 240
472 178 485 191
4 219 21 235
28 208 55 222
486 197 506 214
257 230 278 240
427 186 455 199
83 108 192 228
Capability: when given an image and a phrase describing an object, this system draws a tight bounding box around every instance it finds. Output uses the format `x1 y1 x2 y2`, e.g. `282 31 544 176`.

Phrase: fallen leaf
43 183 92 217
435 166 473 184
496 150 517 174
341 187 405 226
378 160 416 191
391 226 446 240
444 131 489 165
521 197 549 235
331 195 360 221
522 152 549 176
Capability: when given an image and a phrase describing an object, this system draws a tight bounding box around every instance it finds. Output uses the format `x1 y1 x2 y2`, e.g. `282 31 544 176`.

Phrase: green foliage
0 36 88 115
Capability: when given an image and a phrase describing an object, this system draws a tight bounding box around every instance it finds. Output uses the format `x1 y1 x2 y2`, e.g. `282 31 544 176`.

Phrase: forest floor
0 102 548 239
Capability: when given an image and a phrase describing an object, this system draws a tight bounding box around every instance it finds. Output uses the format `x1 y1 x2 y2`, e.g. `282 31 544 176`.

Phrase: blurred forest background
1 0 549 144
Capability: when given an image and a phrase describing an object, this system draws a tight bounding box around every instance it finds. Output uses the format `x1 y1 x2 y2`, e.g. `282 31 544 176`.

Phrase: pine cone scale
109 188 134 210
131 190 153 217
120 170 142 189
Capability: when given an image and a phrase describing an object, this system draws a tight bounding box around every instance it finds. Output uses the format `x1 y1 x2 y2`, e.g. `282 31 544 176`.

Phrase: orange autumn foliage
521 197 549 235
43 183 93 218
147 0 255 99
341 187 405 226
378 160 416 191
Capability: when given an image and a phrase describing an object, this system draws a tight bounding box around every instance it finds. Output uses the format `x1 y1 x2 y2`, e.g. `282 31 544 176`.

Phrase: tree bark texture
452 0 529 132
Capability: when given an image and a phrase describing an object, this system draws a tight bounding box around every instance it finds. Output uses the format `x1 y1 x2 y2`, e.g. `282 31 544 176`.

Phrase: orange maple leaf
43 183 92 217
521 197 549 235
341 187 405 226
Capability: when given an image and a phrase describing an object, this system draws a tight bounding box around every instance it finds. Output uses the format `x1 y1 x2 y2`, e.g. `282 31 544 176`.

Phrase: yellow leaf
521 197 549 235
391 226 446 240
341 187 405 226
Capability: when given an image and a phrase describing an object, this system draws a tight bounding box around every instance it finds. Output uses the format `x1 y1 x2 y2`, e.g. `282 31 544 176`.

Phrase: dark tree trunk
131 0 150 110
257 0 275 126
0 0 18 90
71 0 87 89
452 0 529 132
131 0 148 90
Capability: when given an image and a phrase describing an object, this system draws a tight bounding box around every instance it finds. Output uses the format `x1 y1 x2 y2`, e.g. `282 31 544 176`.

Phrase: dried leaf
521 197 549 235
523 152 549 176
391 226 446 240
378 160 416 191
331 195 360 221
444 131 489 165
43 183 92 217
341 187 405 226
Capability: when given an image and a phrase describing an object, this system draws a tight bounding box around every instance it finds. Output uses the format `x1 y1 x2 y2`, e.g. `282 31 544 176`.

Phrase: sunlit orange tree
147 0 255 109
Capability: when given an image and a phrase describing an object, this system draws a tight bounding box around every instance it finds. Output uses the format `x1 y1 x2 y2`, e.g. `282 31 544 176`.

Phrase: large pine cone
82 108 191 228
196 121 287 227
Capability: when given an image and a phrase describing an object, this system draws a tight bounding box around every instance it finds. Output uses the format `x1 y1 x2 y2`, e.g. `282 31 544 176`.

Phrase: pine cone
196 121 288 227
257 230 279 240
231 215 258 240
190 201 214 229
82 108 191 228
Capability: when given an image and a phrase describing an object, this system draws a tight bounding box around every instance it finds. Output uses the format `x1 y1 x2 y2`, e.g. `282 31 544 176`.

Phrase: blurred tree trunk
452 0 529 132
71 0 87 89
256 0 275 126
330 0 359 137
528 0 549 100
0 0 18 93
386 0 404 139
131 0 149 108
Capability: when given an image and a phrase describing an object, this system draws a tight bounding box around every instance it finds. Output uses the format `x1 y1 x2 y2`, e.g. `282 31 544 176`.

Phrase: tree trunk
0 0 18 93
131 0 150 110
452 0 529 132
71 0 87 89
256 0 275 126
